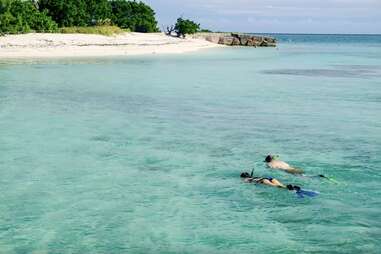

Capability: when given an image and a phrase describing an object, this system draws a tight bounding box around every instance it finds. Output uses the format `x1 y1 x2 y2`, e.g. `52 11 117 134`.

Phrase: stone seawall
193 33 276 47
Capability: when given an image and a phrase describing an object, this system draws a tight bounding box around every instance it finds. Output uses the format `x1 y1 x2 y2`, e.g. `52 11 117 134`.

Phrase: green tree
174 17 200 38
110 0 158 32
86 0 112 25
38 0 89 27
0 0 57 34
0 0 27 34
29 9 58 32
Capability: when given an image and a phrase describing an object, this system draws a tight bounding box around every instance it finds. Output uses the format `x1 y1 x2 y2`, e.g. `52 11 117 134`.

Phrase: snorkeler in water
240 169 318 198
264 155 304 174
240 171 287 188
264 155 339 183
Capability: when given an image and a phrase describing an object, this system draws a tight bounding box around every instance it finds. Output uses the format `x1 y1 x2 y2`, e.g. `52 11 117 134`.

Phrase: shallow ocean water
1 35 381 253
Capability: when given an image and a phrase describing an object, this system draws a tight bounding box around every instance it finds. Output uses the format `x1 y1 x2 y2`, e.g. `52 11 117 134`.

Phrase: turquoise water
1 35 381 253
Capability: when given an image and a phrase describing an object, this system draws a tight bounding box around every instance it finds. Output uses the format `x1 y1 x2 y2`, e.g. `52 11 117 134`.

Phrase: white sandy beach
0 32 221 58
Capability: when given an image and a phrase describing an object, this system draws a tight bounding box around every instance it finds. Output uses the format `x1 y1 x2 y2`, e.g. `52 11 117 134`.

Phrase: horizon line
212 32 381 36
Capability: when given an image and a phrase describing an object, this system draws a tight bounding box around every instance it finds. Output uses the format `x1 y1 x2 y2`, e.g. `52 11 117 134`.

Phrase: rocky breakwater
196 33 276 47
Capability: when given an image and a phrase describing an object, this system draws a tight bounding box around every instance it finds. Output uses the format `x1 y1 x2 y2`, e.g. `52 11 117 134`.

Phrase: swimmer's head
240 172 251 178
264 155 273 163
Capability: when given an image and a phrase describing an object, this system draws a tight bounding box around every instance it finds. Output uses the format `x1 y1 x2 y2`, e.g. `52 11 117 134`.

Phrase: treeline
0 0 159 34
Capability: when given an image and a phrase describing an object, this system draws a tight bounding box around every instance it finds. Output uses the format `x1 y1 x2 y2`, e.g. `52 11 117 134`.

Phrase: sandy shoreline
0 32 221 59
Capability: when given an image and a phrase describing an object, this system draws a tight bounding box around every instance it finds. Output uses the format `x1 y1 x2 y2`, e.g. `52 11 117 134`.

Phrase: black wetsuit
252 177 274 183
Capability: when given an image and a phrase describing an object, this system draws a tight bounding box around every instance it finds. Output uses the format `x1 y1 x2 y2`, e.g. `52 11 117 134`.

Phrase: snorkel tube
272 155 280 160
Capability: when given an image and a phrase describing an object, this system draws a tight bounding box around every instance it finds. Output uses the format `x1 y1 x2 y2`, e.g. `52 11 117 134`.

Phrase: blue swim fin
296 189 319 198
296 191 305 198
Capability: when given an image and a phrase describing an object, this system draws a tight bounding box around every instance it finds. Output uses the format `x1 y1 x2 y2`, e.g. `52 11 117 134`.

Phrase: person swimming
263 155 338 183
240 170 318 198
264 155 304 174
240 171 287 188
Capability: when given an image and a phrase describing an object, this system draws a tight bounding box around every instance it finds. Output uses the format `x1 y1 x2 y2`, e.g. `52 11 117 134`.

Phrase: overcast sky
144 0 381 34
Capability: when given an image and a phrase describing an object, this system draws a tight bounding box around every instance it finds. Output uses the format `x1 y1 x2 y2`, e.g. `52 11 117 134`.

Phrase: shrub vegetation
59 25 125 36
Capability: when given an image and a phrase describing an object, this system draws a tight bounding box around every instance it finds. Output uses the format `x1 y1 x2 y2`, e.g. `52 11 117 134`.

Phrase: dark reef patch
262 65 381 78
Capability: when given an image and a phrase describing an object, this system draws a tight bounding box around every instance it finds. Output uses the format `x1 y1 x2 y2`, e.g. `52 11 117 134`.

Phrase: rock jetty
194 33 276 47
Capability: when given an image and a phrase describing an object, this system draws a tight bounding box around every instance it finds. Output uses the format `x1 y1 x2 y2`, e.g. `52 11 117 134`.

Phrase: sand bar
0 32 221 59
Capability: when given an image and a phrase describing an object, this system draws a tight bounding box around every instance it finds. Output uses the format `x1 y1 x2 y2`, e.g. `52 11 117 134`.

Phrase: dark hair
265 155 273 163
240 172 251 178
